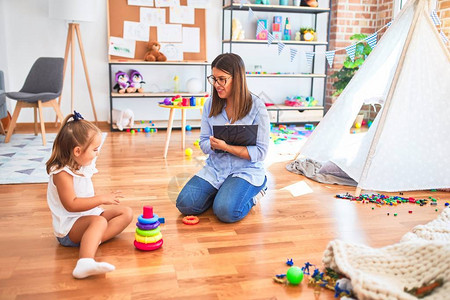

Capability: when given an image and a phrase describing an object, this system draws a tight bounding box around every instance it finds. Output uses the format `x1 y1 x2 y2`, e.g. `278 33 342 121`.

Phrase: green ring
136 226 161 237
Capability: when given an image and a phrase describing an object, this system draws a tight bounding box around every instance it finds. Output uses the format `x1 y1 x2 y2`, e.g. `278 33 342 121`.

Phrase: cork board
107 0 206 62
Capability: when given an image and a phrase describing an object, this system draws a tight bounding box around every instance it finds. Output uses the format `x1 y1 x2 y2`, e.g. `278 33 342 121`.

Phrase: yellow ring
135 232 163 244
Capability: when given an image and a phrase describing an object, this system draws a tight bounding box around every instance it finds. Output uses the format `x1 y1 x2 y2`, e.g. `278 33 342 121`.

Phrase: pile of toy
284 96 318 107
336 192 448 208
251 0 319 41
134 206 164 251
273 259 354 298
160 95 207 107
270 124 314 144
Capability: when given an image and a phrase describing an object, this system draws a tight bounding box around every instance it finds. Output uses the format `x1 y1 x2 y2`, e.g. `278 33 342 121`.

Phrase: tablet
213 124 258 153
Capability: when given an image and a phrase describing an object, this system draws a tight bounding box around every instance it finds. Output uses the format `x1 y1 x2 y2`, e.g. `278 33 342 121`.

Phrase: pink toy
143 206 153 218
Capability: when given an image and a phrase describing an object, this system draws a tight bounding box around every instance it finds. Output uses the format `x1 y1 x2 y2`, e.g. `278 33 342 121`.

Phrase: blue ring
138 213 159 224
136 221 160 230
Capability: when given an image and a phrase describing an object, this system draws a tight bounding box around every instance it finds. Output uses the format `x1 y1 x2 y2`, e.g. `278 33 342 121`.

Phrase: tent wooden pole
355 0 424 196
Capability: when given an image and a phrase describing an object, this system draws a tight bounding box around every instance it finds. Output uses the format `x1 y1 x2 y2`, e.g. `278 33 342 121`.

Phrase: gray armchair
0 70 7 134
5 57 65 145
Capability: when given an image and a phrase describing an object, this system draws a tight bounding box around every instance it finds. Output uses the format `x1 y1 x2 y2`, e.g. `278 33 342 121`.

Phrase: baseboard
11 121 110 133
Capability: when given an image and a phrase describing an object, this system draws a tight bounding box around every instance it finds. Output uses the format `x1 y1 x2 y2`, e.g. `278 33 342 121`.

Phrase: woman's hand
210 136 228 152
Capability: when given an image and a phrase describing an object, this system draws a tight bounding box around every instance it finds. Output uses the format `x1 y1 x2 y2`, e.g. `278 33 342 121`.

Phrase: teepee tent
288 0 450 193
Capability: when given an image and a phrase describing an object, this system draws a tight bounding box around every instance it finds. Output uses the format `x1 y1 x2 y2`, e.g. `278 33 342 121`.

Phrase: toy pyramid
134 205 163 251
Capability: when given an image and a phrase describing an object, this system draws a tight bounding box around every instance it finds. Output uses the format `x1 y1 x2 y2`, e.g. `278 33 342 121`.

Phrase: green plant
331 33 373 97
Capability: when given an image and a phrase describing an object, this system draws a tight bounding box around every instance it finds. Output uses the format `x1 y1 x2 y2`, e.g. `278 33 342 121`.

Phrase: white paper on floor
282 180 313 197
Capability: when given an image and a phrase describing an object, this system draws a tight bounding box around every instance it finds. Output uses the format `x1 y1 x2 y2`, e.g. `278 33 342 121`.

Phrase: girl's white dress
47 166 103 237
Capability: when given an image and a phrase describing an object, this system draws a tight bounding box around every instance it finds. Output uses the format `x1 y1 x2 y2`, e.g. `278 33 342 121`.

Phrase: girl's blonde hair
209 53 252 123
46 113 101 174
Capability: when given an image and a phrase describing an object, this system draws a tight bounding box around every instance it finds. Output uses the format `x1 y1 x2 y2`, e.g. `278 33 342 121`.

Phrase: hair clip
73 111 84 121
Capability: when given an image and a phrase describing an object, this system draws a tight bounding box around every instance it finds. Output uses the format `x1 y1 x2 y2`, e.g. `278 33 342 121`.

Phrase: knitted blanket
322 208 450 299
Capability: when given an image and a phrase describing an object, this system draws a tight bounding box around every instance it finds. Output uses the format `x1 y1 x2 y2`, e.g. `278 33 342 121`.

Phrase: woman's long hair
209 53 252 123
46 113 101 174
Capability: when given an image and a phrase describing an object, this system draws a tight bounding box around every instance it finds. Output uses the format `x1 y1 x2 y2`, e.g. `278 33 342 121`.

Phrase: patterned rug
0 133 107 185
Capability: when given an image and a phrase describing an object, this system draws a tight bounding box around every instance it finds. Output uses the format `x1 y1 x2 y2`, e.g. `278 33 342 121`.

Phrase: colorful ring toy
138 213 159 225
135 232 163 244
134 239 163 251
136 221 160 230
136 226 161 237
182 215 199 225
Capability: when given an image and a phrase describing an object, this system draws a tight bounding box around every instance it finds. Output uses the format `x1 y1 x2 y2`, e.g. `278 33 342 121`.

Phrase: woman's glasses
207 75 232 87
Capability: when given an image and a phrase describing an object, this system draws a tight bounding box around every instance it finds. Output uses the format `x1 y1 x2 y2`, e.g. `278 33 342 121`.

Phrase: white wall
0 0 327 123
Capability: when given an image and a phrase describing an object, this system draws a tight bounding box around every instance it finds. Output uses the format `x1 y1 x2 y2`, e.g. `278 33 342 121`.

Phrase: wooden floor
0 126 448 299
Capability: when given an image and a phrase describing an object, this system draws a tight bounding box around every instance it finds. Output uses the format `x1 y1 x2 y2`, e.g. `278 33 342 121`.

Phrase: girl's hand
99 191 123 205
210 136 228 152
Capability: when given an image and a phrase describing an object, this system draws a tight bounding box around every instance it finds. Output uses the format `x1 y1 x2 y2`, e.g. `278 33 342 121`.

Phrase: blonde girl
46 112 132 279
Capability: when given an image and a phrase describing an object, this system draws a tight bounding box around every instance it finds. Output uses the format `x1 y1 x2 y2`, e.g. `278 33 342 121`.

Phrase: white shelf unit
221 1 331 124
108 61 210 131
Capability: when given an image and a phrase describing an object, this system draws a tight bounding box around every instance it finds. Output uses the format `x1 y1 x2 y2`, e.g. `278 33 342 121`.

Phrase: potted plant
330 33 373 97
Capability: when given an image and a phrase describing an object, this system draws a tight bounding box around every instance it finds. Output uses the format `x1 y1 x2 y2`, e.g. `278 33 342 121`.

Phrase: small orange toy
182 215 199 225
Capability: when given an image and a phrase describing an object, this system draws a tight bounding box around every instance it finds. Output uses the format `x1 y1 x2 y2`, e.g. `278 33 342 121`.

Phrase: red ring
134 239 163 251
182 215 199 225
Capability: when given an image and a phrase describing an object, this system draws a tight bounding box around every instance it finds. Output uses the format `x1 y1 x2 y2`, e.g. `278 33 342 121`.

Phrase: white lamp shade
48 0 98 22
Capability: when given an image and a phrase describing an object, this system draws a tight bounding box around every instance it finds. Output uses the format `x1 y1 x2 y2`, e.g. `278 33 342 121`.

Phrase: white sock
253 186 268 204
72 258 115 279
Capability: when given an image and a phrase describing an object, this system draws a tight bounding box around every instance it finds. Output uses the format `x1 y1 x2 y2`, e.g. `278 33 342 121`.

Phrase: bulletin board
107 0 207 62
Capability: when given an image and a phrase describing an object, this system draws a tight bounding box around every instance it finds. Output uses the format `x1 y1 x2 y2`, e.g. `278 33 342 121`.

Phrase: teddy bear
144 41 167 62
113 71 130 94
301 0 319 7
128 69 145 93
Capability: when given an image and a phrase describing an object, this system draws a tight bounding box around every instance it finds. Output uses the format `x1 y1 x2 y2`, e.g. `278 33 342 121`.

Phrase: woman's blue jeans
176 175 267 223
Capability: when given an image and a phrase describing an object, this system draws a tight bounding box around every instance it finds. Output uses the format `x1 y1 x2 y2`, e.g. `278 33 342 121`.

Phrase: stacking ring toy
138 213 159 224
136 221 160 231
134 239 163 251
182 215 199 225
135 232 163 244
136 226 161 237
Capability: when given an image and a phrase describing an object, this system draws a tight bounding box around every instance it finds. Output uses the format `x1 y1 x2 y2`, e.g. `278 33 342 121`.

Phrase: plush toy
232 19 245 40
114 71 130 94
112 108 135 131
300 27 317 41
301 0 319 7
128 69 145 93
144 41 167 62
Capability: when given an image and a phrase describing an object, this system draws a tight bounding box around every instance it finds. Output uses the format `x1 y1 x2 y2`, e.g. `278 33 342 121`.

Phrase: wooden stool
158 104 202 158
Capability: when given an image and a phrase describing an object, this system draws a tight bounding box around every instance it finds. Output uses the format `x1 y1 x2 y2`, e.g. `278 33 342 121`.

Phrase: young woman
176 53 270 223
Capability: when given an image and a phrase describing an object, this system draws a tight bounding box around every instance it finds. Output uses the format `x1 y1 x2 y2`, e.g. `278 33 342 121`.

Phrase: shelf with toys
266 104 324 123
223 2 330 13
108 61 210 131
246 73 326 78
221 0 331 124
222 39 327 45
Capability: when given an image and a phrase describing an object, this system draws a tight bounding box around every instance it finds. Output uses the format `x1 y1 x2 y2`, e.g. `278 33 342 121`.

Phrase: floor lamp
49 0 98 123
